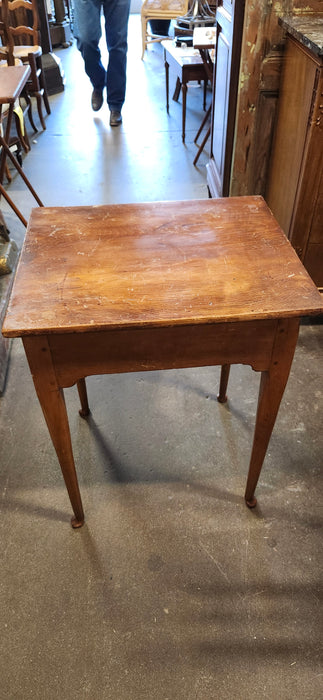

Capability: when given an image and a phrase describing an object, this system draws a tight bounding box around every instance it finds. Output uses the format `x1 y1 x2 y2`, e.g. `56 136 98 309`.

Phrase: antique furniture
0 0 51 131
162 39 208 141
2 196 322 527
0 11 31 155
266 16 323 289
141 0 189 59
0 64 43 226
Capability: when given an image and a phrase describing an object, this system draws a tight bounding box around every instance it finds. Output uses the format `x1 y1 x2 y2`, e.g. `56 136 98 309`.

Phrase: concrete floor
0 16 322 700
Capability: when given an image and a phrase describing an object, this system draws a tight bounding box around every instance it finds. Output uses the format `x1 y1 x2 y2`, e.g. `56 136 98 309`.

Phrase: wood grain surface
3 196 322 337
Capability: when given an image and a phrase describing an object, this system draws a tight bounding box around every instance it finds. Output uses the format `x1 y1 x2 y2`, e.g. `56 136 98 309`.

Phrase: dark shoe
109 110 122 127
91 89 103 111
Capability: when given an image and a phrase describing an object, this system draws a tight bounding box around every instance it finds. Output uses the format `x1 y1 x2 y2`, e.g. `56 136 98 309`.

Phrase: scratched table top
3 196 322 337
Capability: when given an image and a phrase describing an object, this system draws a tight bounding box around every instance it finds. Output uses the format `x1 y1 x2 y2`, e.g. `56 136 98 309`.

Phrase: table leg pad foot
245 496 257 508
217 394 227 404
71 516 85 528
79 408 90 418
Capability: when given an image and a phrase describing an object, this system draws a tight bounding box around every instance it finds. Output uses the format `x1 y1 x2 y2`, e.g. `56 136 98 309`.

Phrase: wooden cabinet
266 18 323 288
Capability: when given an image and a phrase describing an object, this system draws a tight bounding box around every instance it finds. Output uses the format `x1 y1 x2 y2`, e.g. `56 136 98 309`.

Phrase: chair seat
0 44 42 60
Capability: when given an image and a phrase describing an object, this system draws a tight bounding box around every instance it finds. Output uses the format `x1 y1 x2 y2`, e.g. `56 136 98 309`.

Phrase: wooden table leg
245 318 300 507
23 336 85 528
172 77 181 102
217 364 230 403
165 56 169 113
182 82 187 142
77 378 90 418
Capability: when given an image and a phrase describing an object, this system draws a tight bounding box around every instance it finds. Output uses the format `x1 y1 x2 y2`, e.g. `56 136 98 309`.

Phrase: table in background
162 39 208 142
3 197 322 527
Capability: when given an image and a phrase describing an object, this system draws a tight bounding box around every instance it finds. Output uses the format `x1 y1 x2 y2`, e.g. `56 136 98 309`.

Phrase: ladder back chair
0 0 50 131
0 12 30 171
141 0 189 59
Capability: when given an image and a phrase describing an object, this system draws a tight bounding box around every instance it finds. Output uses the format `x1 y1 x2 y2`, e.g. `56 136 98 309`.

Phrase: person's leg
73 0 106 91
103 0 131 112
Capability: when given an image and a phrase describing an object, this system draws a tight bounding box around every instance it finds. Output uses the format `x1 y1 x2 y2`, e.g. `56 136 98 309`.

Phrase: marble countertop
279 15 323 56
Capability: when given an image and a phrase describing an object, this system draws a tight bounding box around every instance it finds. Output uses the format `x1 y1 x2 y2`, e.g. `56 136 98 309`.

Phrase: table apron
22 319 283 389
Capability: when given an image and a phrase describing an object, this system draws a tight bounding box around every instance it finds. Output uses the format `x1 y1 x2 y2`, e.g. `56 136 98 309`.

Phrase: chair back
0 1 15 64
3 0 40 48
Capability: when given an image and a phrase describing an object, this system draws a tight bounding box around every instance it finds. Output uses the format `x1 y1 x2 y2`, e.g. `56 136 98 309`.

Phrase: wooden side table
2 196 322 527
162 40 208 142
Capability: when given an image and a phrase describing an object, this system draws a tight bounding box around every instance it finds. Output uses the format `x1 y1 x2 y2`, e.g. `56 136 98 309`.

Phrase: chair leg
172 77 181 102
39 60 51 115
193 127 210 165
13 112 30 153
5 162 12 183
194 105 211 143
203 79 207 110
35 93 46 131
42 89 51 116
25 93 38 133
141 17 147 59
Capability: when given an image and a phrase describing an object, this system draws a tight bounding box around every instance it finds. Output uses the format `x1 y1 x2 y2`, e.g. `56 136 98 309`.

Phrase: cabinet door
207 0 245 197
266 38 319 237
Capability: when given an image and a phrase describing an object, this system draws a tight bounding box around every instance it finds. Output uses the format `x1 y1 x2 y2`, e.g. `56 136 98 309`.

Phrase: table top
193 26 216 49
279 15 323 57
3 197 322 337
0 65 31 104
162 39 203 65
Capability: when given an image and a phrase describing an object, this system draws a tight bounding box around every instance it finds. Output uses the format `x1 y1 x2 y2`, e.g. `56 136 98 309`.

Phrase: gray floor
0 16 322 700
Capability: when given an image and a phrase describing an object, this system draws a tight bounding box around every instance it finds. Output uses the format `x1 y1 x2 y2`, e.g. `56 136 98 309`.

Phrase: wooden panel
230 0 321 198
303 244 323 288
265 38 318 237
309 169 323 243
49 320 278 387
289 65 323 259
250 90 278 195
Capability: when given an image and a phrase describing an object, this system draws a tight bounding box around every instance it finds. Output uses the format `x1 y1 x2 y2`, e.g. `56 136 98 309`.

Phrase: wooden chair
141 0 189 59
0 0 50 131
0 16 30 179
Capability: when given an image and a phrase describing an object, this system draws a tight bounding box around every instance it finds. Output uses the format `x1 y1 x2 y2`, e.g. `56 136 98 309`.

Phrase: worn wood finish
3 197 322 526
266 34 323 287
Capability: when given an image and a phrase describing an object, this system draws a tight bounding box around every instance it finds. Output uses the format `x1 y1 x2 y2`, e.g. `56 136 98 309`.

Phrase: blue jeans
73 0 131 111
